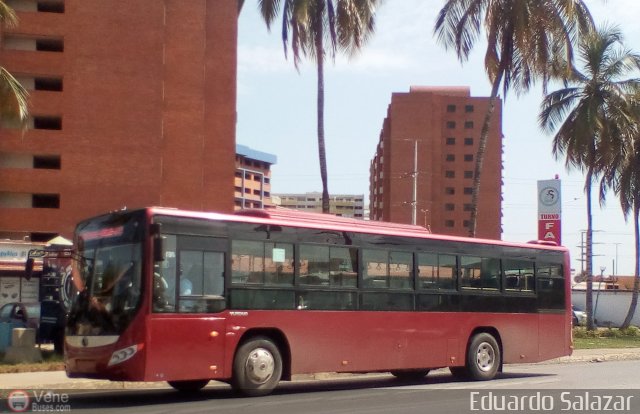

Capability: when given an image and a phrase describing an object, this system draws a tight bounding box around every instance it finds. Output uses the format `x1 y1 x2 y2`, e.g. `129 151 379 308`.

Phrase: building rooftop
236 144 278 165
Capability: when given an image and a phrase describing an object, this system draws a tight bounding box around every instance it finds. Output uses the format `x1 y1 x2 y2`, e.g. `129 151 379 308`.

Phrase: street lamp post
411 140 417 226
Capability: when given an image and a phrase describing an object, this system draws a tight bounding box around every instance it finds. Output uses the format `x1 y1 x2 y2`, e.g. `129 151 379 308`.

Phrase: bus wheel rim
475 342 495 372
245 348 275 384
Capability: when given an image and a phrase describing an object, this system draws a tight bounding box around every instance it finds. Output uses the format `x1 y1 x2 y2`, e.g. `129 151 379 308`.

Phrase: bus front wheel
232 336 283 397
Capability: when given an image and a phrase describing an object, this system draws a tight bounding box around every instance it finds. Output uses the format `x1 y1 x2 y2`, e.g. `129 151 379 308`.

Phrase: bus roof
146 207 568 253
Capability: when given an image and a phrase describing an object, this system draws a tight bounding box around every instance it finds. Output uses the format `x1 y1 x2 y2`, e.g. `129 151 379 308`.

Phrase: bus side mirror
25 258 34 280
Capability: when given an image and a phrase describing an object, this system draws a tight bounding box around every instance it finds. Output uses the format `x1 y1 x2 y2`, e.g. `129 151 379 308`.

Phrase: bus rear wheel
168 379 209 392
466 332 501 380
450 333 501 381
390 369 430 380
232 337 283 397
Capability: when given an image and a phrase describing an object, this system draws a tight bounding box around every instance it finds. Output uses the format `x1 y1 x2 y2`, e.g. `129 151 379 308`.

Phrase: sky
236 0 640 277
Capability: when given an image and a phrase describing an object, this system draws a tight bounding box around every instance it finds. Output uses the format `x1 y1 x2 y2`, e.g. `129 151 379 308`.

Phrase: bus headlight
108 345 139 367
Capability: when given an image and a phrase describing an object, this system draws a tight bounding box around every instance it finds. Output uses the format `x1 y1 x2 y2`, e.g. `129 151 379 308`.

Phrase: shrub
620 326 640 337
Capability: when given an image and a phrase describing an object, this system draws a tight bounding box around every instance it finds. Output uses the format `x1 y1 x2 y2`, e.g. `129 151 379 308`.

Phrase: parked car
0 302 40 331
572 305 587 326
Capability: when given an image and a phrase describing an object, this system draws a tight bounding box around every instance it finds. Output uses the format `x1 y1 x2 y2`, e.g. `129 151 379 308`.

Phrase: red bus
64 207 572 396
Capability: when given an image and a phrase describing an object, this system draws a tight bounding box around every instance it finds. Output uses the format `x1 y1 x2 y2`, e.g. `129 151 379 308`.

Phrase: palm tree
0 0 29 124
539 25 640 330
257 0 378 213
434 0 594 237
604 95 640 329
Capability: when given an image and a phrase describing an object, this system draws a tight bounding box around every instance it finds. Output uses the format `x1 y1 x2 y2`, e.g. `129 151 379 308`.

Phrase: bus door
146 235 228 382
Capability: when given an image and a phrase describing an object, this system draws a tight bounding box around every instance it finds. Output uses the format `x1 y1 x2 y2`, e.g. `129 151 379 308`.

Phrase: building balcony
0 49 65 76
0 129 65 153
9 9 67 36
0 168 62 193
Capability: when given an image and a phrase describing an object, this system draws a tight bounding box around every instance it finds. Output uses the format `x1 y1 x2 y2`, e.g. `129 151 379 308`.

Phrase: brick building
234 144 277 209
369 86 503 239
0 0 239 241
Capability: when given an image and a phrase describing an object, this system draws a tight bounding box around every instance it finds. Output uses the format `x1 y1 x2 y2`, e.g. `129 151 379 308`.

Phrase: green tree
539 25 640 330
434 0 593 237
257 0 378 213
0 0 28 124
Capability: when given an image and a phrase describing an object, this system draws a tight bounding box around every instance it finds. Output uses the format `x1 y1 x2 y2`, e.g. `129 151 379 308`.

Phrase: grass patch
573 326 640 349
0 349 65 374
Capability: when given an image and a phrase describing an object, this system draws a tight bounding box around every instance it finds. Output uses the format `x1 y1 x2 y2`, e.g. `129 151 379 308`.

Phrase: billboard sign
537 179 562 245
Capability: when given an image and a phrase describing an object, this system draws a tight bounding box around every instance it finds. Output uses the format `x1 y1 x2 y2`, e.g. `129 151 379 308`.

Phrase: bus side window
153 235 177 313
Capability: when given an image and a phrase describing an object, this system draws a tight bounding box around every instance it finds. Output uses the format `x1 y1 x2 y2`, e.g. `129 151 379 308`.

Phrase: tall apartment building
273 192 365 219
234 144 277 209
0 0 238 241
370 86 503 239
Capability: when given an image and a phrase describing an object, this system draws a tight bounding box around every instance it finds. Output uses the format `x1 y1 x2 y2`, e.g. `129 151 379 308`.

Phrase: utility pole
613 242 621 276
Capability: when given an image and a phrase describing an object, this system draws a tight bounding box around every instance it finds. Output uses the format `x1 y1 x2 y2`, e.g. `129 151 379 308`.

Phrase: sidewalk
1 348 639 390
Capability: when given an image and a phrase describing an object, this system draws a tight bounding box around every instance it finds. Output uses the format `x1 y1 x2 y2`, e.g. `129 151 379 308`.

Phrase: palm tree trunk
315 21 330 214
468 70 503 237
621 201 640 328
585 168 595 331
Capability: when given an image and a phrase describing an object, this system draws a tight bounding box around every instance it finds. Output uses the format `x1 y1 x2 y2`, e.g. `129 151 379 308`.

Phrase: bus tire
466 332 501 381
168 379 209 392
390 369 430 380
232 336 282 397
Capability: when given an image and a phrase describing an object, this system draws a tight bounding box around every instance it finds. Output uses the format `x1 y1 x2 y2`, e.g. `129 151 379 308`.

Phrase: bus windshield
67 212 144 336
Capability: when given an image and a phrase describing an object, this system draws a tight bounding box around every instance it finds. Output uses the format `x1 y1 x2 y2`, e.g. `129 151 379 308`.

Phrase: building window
34 77 63 91
463 220 471 228
464 187 473 195
446 104 456 113
37 1 65 13
32 193 60 209
445 220 455 228
33 155 61 170
445 171 455 178
464 204 473 212
464 137 474 146
36 38 64 52
464 121 474 129
445 203 455 211
446 121 456 129
445 187 455 195
464 154 474 162
446 137 456 145
464 171 473 179
465 105 474 113
33 116 62 130
446 154 455 162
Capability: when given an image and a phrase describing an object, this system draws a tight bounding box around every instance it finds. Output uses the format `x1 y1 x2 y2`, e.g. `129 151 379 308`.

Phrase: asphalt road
5 361 640 414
